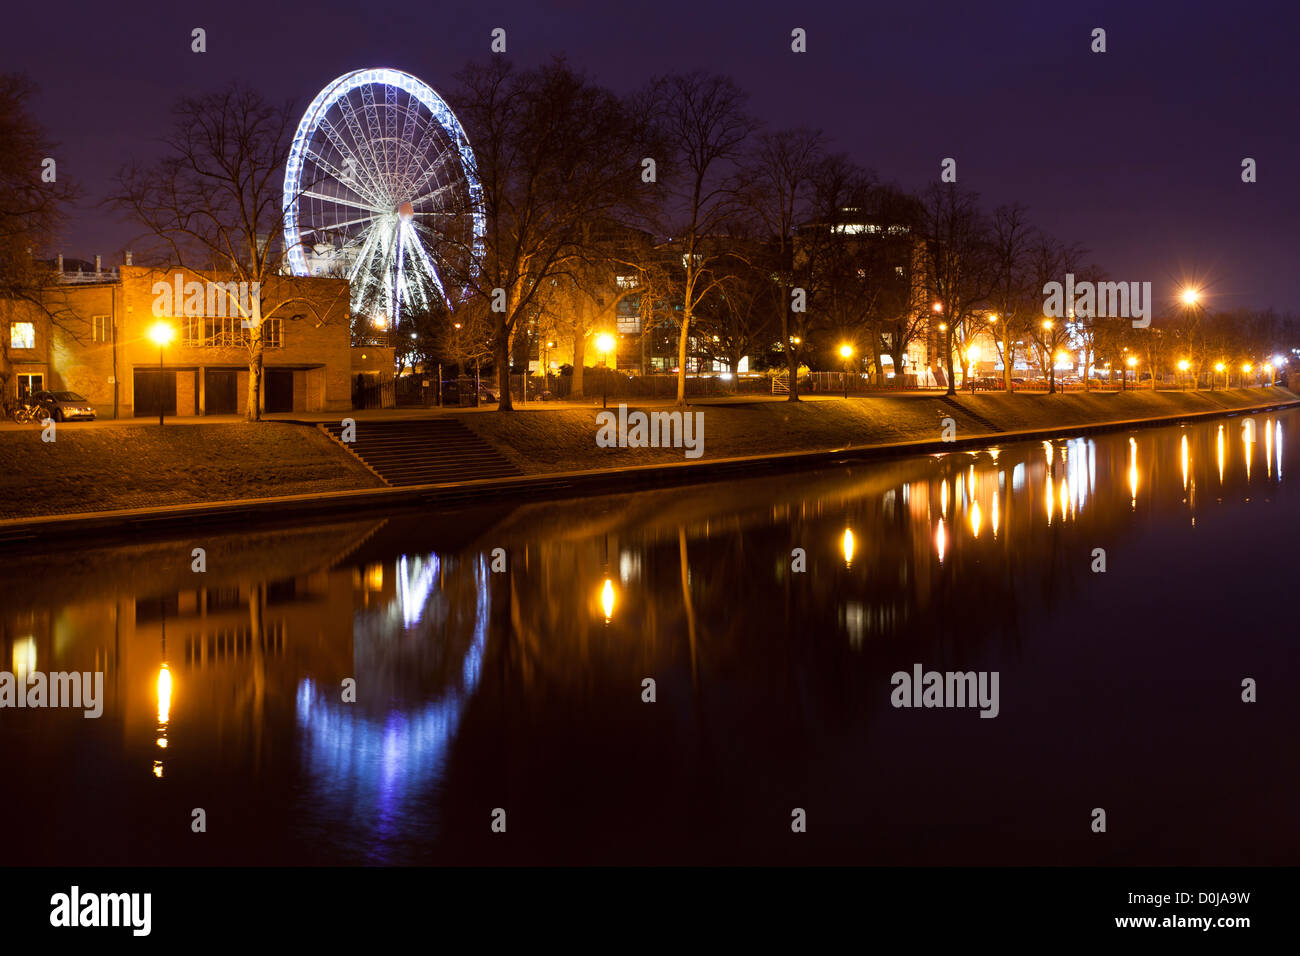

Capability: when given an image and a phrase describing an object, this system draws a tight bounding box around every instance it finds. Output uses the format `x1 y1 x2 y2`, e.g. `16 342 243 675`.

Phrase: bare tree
111 85 346 421
1028 235 1085 393
986 203 1038 391
445 59 653 411
653 72 757 404
921 183 993 395
737 128 822 399
0 74 78 404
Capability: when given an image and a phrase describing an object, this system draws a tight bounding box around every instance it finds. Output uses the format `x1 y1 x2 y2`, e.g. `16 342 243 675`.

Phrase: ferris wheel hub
397 201 414 222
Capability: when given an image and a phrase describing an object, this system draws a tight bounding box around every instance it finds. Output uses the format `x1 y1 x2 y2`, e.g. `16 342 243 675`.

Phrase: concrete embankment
0 387 1294 547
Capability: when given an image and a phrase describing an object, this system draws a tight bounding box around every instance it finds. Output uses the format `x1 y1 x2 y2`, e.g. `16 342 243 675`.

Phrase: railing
352 378 395 409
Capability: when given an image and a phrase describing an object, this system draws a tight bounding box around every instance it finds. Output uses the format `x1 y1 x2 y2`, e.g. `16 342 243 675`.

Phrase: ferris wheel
282 68 485 329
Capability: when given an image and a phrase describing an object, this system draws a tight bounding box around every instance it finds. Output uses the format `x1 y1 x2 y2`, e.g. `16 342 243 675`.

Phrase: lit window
10 322 35 349
93 315 113 342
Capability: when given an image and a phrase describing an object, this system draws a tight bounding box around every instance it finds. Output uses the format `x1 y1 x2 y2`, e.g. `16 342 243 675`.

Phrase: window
10 322 35 349
263 317 282 349
180 315 279 348
93 315 113 342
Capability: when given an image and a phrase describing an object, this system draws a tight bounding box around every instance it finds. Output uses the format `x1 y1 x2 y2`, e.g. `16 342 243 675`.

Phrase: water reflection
1 409 1297 865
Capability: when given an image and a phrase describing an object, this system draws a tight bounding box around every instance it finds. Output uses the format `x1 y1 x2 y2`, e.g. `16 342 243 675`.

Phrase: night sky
6 0 1297 311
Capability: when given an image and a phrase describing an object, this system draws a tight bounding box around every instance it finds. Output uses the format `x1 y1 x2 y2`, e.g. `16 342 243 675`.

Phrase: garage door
205 369 238 415
133 370 177 418
265 369 295 413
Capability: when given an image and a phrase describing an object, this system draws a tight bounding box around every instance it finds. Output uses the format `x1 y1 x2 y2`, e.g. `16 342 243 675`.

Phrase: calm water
1 408 1297 865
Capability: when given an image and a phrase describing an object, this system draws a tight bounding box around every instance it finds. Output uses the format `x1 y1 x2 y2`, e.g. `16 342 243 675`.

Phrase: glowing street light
842 528 855 567
147 320 175 427
595 333 616 408
839 343 855 398
1181 287 1201 307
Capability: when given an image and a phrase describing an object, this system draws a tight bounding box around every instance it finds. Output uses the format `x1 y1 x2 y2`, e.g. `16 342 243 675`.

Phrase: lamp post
596 333 616 409
1213 362 1225 391
147 321 175 427
839 344 854 398
1125 355 1137 390
1177 359 1190 390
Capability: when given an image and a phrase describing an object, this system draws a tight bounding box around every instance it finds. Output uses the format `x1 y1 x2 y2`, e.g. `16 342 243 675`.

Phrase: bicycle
10 399 47 424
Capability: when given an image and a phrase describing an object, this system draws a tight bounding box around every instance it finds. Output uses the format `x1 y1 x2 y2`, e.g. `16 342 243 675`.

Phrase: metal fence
352 377 395 409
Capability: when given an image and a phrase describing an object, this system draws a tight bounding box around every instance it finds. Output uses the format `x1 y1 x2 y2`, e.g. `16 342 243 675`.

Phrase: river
1 408 1295 864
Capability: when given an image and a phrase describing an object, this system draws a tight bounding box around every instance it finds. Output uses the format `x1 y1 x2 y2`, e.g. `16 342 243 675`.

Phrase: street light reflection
601 578 616 622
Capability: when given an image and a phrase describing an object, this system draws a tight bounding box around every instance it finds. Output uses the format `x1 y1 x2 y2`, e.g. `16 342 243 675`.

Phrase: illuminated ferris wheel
282 68 484 329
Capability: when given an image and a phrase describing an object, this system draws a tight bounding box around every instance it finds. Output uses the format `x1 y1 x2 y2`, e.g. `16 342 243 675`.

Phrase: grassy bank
0 422 382 519
463 387 1298 474
0 388 1292 521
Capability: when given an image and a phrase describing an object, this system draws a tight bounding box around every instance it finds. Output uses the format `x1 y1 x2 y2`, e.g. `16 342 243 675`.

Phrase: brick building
1 261 386 417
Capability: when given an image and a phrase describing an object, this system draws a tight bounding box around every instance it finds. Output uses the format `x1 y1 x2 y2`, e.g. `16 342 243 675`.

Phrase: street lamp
1177 358 1190 390
1181 287 1201 307
147 320 175 427
839 343 854 398
1242 362 1253 387
595 332 616 408
1214 361 1225 391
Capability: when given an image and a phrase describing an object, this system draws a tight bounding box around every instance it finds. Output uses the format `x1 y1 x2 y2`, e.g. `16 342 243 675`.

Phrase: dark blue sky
6 0 1297 311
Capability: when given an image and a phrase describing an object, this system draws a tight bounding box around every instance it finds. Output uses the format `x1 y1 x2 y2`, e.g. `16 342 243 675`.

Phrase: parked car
440 380 497 406
31 390 96 421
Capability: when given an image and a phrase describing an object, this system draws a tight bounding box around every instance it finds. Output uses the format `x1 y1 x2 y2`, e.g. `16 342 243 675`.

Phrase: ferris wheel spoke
304 142 388 210
299 190 384 214
384 86 400 179
398 104 420 181
336 95 392 204
304 212 386 237
404 149 457 203
311 118 389 203
358 84 388 181
399 111 443 190
408 181 459 209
